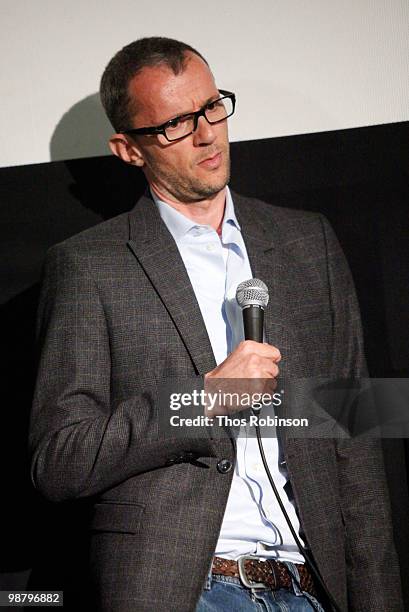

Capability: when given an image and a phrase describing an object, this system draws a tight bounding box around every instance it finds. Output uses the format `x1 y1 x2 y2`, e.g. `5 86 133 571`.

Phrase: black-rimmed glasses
124 89 236 142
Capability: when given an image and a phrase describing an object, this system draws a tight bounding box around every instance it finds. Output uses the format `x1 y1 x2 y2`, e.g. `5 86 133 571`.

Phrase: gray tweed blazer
29 191 403 611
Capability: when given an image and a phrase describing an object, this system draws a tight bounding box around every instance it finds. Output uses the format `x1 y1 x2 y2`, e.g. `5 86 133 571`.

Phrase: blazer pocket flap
91 502 145 534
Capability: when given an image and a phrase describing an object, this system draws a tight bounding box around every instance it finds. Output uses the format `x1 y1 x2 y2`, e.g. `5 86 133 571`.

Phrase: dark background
1 120 408 608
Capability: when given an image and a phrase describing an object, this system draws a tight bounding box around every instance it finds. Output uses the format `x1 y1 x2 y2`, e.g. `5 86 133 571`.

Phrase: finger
240 340 281 362
261 360 280 378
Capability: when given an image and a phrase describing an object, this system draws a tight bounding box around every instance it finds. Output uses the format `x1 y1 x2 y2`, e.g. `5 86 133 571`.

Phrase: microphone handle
243 305 264 342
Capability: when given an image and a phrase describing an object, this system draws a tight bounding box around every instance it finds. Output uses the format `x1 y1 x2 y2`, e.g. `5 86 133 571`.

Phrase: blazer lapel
127 193 216 375
232 192 294 454
232 192 280 346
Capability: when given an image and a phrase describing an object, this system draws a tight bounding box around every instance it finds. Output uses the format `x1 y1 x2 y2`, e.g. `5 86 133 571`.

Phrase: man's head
100 37 232 203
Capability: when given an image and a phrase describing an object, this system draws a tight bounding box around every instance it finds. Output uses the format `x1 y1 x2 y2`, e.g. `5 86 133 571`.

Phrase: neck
150 185 226 232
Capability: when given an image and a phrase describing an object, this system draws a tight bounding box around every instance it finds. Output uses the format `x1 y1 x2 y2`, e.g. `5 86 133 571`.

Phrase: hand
204 341 281 416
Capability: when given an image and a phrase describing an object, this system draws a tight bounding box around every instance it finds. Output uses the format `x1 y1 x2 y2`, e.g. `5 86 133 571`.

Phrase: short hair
100 36 209 133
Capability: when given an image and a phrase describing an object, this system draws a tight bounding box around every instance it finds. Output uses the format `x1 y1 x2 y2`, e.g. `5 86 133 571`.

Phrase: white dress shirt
153 186 304 563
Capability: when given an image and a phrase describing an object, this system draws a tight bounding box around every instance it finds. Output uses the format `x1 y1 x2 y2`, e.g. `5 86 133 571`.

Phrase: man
29 37 403 611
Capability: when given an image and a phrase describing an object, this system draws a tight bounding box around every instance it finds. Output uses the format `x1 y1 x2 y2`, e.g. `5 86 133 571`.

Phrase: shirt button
206 243 216 251
217 459 233 474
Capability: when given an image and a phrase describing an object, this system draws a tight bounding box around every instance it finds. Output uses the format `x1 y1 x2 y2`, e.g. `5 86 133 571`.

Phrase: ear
108 134 145 167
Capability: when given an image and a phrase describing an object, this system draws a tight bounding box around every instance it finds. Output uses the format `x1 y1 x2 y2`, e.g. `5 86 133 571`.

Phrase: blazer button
184 452 196 461
217 459 232 474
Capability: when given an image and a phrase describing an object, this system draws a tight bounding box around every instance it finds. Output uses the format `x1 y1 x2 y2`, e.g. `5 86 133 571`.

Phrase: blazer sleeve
29 244 215 503
320 215 403 611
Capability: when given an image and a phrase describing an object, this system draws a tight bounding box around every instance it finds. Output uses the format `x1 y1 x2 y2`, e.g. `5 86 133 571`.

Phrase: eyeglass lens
165 96 234 141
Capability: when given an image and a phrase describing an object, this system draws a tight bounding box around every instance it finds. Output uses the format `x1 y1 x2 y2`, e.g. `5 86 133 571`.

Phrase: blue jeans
196 566 325 612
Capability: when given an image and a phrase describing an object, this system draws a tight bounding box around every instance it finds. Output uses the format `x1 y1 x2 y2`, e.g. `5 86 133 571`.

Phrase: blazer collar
231 191 276 252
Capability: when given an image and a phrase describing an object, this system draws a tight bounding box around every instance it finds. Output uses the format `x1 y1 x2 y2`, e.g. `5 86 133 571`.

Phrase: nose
193 115 216 146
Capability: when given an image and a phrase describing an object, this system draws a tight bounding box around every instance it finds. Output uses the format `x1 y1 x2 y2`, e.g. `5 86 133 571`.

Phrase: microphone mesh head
236 278 269 308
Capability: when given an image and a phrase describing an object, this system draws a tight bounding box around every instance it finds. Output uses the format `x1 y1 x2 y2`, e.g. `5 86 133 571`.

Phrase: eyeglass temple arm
126 125 163 135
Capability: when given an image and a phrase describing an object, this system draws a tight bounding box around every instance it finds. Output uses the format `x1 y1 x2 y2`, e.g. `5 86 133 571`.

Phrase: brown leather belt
212 556 316 596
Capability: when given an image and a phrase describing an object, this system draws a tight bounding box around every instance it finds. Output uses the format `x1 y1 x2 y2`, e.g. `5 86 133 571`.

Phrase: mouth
198 151 222 169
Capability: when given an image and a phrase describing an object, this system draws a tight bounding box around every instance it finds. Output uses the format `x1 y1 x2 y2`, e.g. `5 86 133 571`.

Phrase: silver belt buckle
237 555 270 591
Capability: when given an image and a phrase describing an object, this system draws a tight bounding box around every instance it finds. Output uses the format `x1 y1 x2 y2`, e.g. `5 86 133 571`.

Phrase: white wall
1 0 408 167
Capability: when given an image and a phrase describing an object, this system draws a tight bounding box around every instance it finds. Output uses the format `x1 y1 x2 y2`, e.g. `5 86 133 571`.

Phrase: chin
194 180 229 200
196 169 230 198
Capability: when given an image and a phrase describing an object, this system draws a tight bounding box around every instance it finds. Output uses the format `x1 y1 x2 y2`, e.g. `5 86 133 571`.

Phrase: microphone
236 279 269 342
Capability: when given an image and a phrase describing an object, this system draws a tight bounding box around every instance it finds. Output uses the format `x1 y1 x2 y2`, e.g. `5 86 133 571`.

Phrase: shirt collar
151 186 241 243
223 187 241 232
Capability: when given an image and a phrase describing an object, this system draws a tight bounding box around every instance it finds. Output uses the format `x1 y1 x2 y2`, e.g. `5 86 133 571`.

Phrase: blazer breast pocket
91 501 145 534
